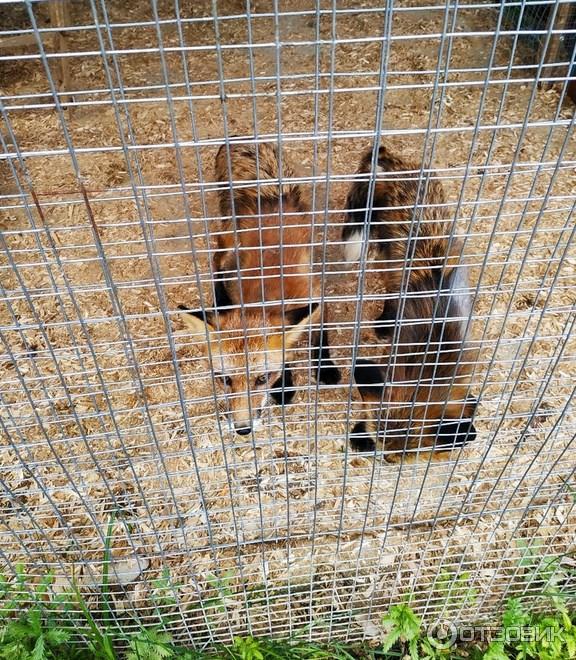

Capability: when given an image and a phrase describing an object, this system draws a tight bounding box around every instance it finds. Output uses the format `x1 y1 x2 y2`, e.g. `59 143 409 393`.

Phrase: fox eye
215 373 232 387
255 373 270 386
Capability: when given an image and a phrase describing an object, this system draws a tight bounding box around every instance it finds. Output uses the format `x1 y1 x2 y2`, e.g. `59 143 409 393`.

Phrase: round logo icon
426 619 458 650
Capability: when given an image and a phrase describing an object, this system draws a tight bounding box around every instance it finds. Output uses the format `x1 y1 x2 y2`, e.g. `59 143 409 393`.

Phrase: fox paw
349 422 376 452
317 362 341 385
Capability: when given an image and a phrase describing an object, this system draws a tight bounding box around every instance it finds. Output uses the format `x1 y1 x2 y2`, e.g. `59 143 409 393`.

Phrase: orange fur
213 141 316 309
178 140 339 435
345 144 478 461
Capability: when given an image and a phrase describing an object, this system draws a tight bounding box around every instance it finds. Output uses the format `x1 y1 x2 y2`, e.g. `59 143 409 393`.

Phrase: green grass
0 570 574 659
0 518 574 659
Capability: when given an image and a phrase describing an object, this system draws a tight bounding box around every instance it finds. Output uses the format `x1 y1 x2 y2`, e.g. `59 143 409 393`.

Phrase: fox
342 144 478 462
179 140 340 435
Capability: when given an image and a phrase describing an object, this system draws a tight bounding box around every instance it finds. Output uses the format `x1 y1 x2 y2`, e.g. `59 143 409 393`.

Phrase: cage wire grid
0 0 576 648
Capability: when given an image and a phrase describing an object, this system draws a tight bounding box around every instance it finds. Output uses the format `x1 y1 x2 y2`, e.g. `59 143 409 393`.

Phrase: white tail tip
344 230 365 263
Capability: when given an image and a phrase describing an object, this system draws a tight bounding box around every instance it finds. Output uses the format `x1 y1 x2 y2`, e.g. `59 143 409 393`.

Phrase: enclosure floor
1 0 575 645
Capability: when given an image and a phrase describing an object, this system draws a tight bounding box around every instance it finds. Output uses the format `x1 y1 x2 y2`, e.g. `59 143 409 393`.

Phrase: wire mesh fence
0 0 575 649
502 0 576 90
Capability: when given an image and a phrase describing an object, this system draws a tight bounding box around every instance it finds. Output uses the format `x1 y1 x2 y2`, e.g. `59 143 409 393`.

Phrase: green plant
516 538 576 606
101 515 116 629
126 627 175 660
381 604 422 660
216 635 361 659
481 641 508 660
480 598 528 660
0 565 53 618
481 597 576 660
151 569 182 628
230 636 264 660
0 552 575 660
378 602 473 659
0 606 72 660
204 571 235 615
69 582 116 660
0 520 122 660
0 568 81 660
435 570 478 609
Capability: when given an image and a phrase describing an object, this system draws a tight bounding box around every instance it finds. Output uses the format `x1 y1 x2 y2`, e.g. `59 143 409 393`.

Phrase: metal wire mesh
0 0 575 649
502 1 554 54
502 0 576 85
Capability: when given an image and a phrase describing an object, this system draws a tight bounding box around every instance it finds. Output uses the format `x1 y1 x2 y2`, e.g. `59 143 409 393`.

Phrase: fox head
179 303 319 435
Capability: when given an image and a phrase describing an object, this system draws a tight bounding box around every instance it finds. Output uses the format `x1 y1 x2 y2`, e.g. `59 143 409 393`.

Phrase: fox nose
235 425 252 436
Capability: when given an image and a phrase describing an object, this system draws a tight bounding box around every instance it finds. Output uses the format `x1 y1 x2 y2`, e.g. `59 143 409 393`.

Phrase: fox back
344 145 478 460
352 267 478 461
344 144 460 288
213 141 315 308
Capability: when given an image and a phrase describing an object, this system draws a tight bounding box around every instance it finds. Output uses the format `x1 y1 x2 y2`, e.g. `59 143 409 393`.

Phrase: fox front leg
270 367 295 406
311 325 340 385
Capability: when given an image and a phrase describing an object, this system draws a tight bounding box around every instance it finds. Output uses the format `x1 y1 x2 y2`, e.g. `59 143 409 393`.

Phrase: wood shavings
0 0 574 644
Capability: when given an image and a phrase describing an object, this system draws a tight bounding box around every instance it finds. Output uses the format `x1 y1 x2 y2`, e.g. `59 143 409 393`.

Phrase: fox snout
229 407 262 436
225 391 266 436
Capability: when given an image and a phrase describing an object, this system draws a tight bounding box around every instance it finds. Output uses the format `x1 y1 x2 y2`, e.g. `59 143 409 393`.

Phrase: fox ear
283 303 320 348
178 305 215 334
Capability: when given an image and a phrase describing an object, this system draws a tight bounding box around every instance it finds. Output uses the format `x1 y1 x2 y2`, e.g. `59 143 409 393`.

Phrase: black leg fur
312 328 340 385
353 359 385 395
270 367 295 406
177 305 214 326
214 274 233 309
466 395 479 411
351 360 385 453
349 421 376 452
434 419 477 450
374 301 398 340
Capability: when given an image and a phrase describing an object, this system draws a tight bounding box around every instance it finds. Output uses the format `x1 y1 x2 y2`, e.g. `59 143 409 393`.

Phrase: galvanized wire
0 0 575 649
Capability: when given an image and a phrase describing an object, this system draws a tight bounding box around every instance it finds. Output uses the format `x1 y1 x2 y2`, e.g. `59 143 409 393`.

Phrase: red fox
343 144 478 462
179 141 339 435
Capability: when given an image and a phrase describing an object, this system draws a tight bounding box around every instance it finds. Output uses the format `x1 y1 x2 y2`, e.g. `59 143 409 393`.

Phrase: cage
0 0 575 650
502 0 576 99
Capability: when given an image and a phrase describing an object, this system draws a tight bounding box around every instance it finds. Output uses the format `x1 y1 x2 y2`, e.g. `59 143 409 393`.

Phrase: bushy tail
215 140 301 218
343 143 446 262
